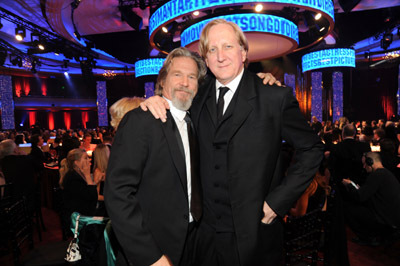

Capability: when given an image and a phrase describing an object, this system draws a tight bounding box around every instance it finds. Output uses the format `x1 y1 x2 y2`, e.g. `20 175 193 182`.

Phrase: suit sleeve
266 88 324 217
104 111 162 266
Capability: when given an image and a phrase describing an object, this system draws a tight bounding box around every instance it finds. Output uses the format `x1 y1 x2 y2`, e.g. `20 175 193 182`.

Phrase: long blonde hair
109 97 144 130
59 148 86 188
93 144 110 173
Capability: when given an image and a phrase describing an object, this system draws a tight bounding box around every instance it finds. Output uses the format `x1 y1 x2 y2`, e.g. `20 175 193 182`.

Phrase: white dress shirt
215 68 245 114
164 97 193 222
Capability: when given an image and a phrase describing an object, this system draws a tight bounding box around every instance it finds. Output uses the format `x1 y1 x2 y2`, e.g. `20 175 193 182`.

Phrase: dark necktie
184 113 202 222
217 86 229 122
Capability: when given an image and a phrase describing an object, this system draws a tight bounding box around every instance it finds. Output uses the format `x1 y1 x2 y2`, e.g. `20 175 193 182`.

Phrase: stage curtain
81 111 89 129
64 112 71 130
28 111 36 127
23 78 30 96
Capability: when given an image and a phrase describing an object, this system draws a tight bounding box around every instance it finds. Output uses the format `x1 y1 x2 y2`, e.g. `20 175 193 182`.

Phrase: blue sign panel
135 58 166 77
302 48 355 72
149 0 335 38
181 13 298 47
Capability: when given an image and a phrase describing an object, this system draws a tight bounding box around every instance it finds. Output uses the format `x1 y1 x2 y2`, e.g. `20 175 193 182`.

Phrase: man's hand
140 96 170 122
261 201 277 224
257 72 282 86
150 255 173 266
342 178 351 186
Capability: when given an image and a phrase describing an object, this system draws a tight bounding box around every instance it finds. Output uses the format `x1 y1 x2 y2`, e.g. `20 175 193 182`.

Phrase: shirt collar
215 68 244 93
163 97 186 122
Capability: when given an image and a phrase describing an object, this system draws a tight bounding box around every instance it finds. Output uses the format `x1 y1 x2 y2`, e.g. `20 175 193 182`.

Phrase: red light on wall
41 80 47 96
48 112 54 130
64 112 71 130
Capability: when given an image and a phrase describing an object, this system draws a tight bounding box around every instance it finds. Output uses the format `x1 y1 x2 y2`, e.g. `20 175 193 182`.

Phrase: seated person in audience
80 133 94 151
379 139 400 182
49 137 62 161
92 144 110 216
102 134 113 150
372 128 385 145
289 160 331 217
0 139 36 214
58 132 81 165
29 134 46 172
109 97 144 131
329 124 371 185
59 148 98 219
342 152 400 245
15 133 26 145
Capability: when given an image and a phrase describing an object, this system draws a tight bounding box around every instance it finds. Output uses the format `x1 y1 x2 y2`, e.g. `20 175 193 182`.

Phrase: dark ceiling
84 4 400 64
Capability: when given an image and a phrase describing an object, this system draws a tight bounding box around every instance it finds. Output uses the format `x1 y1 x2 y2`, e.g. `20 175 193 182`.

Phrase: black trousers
194 223 240 266
180 222 198 266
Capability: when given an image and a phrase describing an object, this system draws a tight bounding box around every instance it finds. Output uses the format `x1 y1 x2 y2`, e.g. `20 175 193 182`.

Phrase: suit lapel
161 111 188 194
204 83 218 127
226 70 257 140
192 77 217 129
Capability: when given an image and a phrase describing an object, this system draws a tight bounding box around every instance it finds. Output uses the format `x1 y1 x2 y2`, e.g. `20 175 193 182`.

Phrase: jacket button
183 214 188 220
215 199 220 204
214 183 219 187
215 165 220 169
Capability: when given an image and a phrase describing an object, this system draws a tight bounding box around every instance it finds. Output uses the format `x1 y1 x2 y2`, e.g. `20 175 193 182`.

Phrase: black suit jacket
29 146 45 172
329 138 371 183
105 109 192 266
1 155 36 213
191 70 324 265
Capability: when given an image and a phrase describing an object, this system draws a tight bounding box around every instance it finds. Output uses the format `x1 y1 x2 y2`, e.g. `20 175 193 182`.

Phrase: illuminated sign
135 58 165 77
149 0 335 37
302 48 355 72
181 14 298 47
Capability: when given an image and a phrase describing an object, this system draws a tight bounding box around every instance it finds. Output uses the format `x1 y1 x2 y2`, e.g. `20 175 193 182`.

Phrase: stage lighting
15 26 26 41
71 0 81 9
31 32 45 50
63 59 69 70
10 55 22 67
381 33 393 50
0 49 7 66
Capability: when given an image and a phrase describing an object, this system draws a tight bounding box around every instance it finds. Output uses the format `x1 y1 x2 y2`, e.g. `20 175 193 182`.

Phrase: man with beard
105 47 206 266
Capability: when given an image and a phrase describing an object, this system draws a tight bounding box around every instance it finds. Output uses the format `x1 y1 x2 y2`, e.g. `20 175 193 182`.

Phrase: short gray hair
0 139 17 159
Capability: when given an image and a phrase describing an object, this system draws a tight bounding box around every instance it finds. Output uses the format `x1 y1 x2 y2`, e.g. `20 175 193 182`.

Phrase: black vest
198 86 239 232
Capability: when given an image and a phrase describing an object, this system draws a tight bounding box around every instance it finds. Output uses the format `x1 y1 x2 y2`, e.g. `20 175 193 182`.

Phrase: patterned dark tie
184 113 202 221
217 86 229 122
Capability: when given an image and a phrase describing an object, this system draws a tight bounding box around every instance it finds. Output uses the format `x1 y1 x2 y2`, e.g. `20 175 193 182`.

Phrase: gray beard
171 87 194 111
171 96 193 111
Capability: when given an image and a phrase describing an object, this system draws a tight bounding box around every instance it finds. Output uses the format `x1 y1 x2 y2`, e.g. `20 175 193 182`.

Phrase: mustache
173 86 194 97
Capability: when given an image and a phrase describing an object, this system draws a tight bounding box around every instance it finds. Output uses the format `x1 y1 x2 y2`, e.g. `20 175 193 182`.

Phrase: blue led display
332 71 343 123
284 73 296 97
398 64 400 116
181 14 298 47
0 75 15 130
96 81 108 127
302 48 355 72
135 58 166 77
149 0 335 37
311 72 322 122
145 82 155 98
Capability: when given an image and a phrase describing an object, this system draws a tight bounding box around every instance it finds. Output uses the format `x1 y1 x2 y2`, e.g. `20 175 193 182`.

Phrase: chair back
0 196 34 264
0 182 14 200
284 208 324 266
